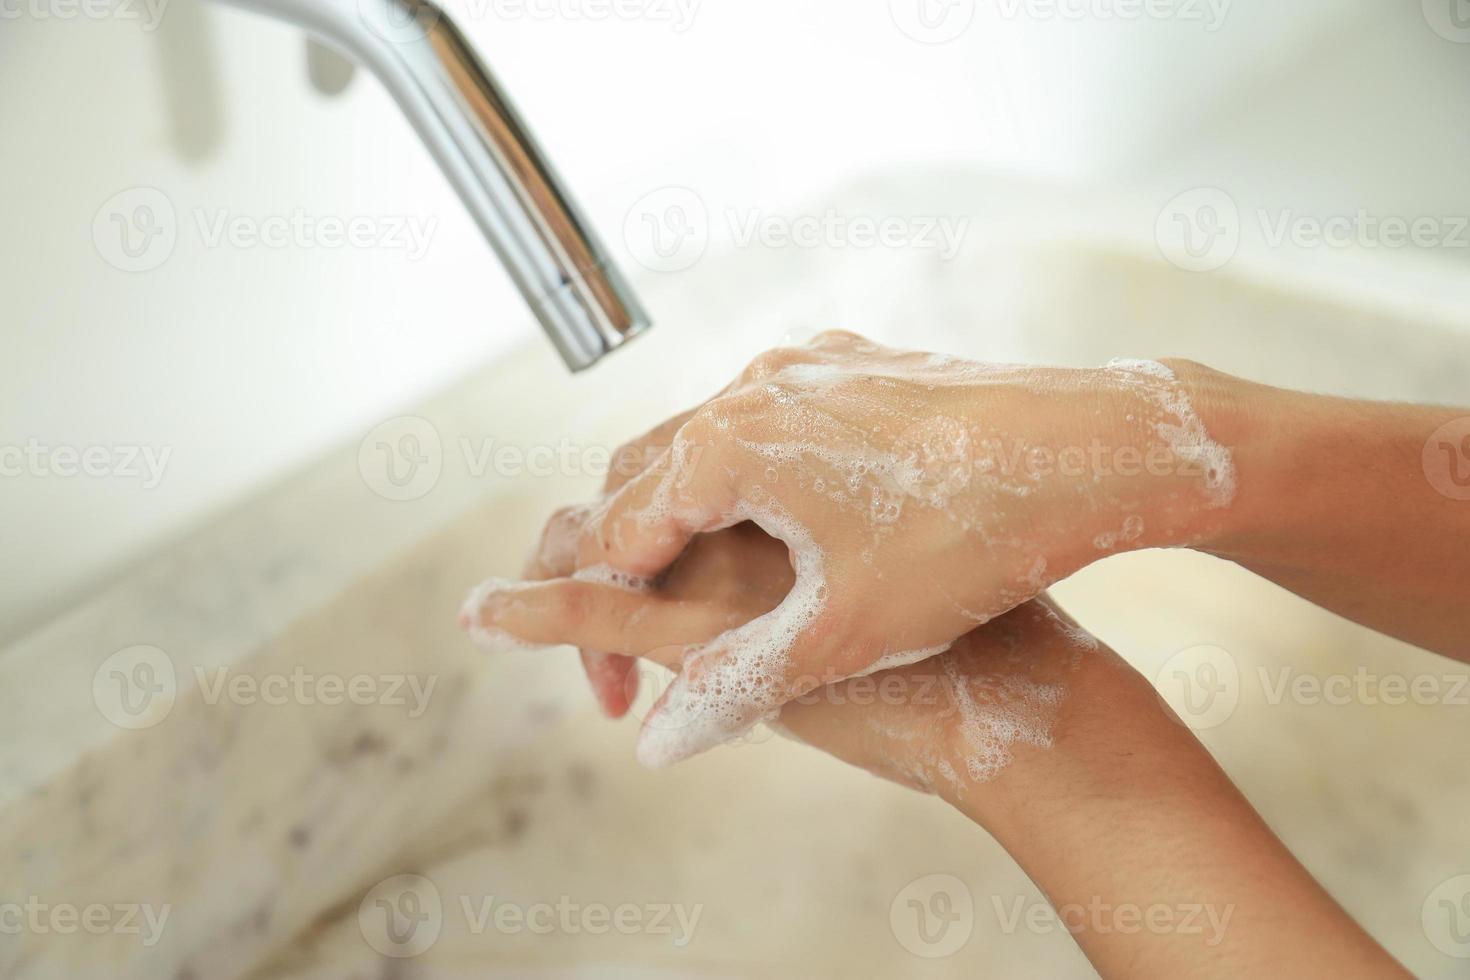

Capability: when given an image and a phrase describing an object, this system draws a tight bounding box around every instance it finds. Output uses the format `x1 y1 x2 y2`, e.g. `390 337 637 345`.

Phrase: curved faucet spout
216 0 651 371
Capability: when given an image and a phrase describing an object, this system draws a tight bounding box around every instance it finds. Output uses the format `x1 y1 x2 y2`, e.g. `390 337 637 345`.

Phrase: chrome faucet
217 0 651 371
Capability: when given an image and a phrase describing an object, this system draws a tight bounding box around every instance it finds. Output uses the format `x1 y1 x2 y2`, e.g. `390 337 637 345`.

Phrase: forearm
1170 361 1470 660
945 651 1406 979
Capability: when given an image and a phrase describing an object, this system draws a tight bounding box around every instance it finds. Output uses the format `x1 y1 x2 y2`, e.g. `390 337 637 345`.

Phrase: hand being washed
466 331 1237 766
477 512 1081 795
468 521 1405 979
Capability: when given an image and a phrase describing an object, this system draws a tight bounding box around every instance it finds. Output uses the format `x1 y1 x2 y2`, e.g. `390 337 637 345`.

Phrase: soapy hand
475 518 1092 795
467 331 1235 767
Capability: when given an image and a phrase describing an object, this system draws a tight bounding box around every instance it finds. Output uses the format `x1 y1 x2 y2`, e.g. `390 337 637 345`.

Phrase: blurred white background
2 0 1469 643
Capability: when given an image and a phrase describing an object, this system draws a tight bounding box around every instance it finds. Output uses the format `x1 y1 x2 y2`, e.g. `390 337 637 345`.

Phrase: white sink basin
5 173 1469 979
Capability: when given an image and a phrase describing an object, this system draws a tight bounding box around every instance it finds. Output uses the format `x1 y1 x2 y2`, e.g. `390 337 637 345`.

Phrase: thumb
635 579 837 769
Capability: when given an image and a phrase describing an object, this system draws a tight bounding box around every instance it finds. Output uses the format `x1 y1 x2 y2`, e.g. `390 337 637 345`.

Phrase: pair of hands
458 334 1437 976
462 330 1231 785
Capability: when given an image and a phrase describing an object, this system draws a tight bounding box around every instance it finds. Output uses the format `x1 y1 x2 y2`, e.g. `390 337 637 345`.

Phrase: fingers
523 503 596 580
604 408 697 495
580 651 639 719
634 581 838 768
520 503 643 715
462 578 723 664
580 431 737 579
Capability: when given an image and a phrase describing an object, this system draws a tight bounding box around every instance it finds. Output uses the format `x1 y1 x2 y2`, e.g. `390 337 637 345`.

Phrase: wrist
1151 358 1265 550
1031 359 1250 567
935 646 1160 835
1156 359 1334 563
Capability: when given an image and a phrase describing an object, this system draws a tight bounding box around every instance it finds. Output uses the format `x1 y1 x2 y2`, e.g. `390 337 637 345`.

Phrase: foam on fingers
584 443 726 579
459 577 561 653
635 498 829 768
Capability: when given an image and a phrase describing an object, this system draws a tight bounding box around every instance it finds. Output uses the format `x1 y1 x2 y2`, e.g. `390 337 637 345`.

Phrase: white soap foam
459 577 560 654
857 644 953 677
1092 514 1146 551
1105 358 1237 507
634 434 726 537
636 497 827 768
572 564 654 593
939 652 1065 784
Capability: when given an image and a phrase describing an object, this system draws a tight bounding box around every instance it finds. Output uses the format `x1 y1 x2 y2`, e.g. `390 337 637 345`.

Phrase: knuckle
743 346 801 381
811 328 862 348
606 441 650 490
531 505 589 576
682 405 726 443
